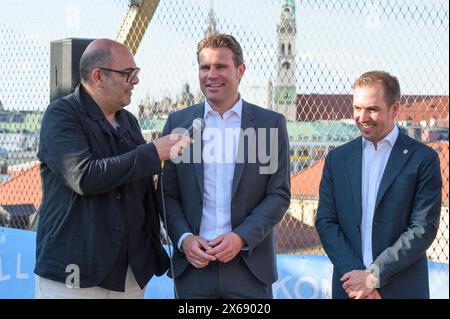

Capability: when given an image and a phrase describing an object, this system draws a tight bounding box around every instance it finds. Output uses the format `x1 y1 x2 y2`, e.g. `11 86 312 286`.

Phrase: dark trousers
174 255 272 299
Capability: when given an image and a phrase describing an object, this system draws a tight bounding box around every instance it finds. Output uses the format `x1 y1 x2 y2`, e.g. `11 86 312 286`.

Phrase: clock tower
274 0 297 121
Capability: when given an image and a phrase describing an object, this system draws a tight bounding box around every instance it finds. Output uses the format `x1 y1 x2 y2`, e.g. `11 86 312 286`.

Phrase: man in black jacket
34 39 190 298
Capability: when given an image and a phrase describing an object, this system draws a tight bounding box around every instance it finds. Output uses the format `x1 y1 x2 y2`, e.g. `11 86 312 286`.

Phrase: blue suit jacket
316 132 442 299
160 101 291 285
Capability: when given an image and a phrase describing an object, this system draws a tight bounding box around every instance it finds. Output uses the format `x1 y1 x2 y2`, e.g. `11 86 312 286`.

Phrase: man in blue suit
161 33 290 298
316 71 442 299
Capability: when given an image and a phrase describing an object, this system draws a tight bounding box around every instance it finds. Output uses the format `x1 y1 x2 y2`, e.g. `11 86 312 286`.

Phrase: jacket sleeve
372 150 442 288
232 115 291 253
38 99 162 196
315 152 366 277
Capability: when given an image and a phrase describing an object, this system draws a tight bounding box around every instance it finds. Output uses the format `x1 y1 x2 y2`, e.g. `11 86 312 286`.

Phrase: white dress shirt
177 98 242 249
361 125 399 266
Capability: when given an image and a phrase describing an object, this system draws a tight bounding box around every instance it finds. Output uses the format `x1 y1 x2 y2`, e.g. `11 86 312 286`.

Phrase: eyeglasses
98 67 140 83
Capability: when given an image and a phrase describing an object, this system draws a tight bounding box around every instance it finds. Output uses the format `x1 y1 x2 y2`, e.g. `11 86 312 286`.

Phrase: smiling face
353 83 400 146
198 47 245 114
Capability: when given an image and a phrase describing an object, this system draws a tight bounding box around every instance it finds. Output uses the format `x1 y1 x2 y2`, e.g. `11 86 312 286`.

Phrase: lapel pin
403 149 408 154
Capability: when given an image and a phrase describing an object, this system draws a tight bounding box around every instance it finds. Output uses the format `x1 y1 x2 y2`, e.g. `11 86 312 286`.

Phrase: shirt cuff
366 264 381 288
178 232 193 251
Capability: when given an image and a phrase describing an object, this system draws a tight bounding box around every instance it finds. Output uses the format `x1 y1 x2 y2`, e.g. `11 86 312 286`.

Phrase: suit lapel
231 101 255 199
347 137 363 226
192 104 205 195
375 133 414 210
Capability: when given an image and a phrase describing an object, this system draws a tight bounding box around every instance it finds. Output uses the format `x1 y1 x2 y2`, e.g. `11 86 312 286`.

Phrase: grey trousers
175 255 272 299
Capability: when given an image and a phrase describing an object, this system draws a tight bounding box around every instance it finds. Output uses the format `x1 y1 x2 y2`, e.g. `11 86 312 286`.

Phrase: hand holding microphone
153 118 205 161
153 134 192 161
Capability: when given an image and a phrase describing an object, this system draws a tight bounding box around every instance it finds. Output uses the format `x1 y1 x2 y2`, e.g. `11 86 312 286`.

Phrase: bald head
79 39 130 84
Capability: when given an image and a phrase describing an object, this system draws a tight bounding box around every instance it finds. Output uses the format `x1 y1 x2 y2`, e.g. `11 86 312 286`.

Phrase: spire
278 0 296 34
274 0 298 121
205 1 217 36
281 0 296 20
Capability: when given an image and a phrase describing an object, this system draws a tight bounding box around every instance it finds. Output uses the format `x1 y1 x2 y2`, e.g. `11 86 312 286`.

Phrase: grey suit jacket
316 132 442 298
160 101 291 285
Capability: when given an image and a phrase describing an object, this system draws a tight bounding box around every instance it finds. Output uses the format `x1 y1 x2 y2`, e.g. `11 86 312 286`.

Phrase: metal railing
0 0 448 266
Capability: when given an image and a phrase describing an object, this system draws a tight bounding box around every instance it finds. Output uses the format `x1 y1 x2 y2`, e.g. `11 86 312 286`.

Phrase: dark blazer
316 131 442 299
161 101 291 285
35 85 169 288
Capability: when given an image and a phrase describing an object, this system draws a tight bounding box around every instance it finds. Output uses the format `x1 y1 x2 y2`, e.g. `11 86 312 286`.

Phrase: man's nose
359 109 370 122
207 67 218 79
131 74 139 85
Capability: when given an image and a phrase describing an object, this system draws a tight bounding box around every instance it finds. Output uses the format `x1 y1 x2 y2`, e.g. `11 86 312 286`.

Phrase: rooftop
0 111 42 133
291 141 449 205
0 162 41 208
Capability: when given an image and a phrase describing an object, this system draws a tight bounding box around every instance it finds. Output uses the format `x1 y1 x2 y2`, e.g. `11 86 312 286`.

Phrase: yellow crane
116 0 160 55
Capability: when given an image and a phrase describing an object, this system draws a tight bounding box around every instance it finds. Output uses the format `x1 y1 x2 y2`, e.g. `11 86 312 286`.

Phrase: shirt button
116 193 122 200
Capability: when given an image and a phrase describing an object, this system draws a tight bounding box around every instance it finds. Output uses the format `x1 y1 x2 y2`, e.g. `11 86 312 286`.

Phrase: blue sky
0 0 448 113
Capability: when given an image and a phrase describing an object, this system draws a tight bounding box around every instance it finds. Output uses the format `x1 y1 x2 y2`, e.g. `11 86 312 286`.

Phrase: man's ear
391 100 400 118
237 63 246 82
91 68 104 87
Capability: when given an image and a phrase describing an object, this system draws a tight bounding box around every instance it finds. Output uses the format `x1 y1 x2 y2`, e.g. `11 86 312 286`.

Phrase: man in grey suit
161 33 291 298
316 71 442 299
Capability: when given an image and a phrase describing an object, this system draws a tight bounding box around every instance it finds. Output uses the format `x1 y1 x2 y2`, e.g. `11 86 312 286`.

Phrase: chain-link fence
0 0 448 268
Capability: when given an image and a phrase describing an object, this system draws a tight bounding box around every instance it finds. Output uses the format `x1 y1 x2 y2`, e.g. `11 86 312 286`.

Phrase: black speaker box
50 38 95 102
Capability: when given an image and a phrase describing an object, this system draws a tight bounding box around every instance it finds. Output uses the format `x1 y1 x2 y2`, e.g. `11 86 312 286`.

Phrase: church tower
205 1 217 36
273 0 297 121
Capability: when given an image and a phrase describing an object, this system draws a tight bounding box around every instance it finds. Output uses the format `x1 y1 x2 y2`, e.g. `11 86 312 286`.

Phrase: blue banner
1 227 448 299
0 227 36 298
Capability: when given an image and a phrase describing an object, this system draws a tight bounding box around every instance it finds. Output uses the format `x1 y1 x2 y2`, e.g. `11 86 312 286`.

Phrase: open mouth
206 83 223 88
359 123 375 134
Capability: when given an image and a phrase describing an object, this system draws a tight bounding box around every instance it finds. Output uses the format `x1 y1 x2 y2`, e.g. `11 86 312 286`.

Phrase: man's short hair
79 47 112 83
197 33 244 67
353 71 401 106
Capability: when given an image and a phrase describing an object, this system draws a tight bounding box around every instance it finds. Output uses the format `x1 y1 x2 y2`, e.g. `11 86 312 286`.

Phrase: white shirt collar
204 97 243 120
363 125 399 149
